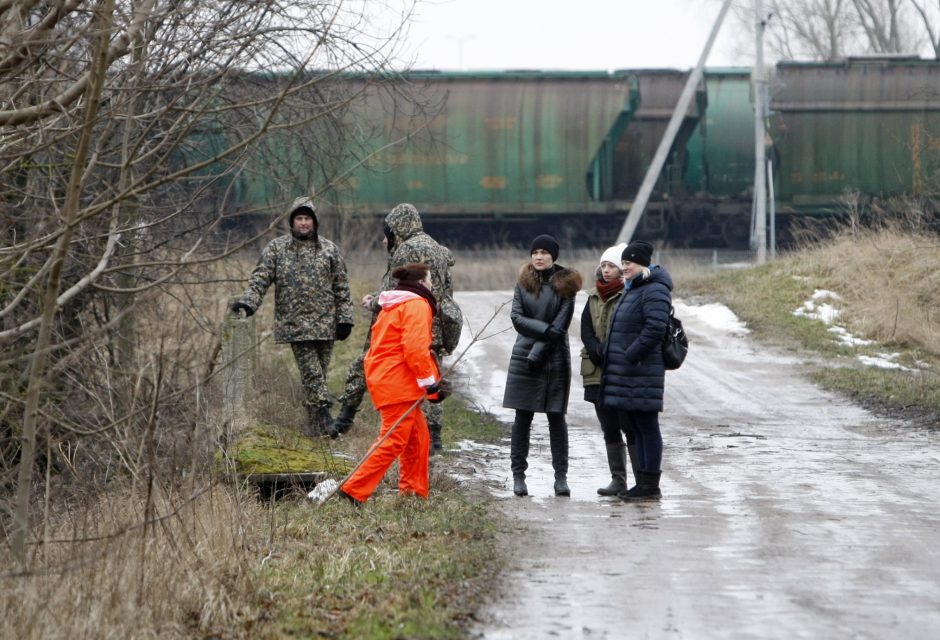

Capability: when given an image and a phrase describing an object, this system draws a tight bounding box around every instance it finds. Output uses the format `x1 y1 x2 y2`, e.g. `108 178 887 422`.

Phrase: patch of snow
676 300 749 335
795 290 915 372
857 354 913 371
793 289 842 324
828 325 874 347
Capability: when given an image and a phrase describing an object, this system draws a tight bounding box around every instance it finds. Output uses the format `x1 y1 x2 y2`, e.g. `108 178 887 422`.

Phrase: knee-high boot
626 443 641 486
597 443 627 496
548 415 569 496
510 417 531 496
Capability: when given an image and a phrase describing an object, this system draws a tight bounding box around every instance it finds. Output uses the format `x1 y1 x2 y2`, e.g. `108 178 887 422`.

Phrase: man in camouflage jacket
334 203 455 453
232 196 354 437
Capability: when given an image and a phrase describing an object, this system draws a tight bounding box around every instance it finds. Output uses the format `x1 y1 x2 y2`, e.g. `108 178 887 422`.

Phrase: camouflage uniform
336 204 455 450
235 197 354 432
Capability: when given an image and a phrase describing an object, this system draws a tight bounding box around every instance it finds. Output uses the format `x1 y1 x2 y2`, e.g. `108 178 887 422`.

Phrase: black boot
510 415 531 496
513 474 528 497
510 417 531 478
626 443 641 487
333 404 357 436
429 421 444 456
548 414 569 496
553 474 570 497
319 405 338 438
302 405 323 437
597 443 627 496
621 470 662 501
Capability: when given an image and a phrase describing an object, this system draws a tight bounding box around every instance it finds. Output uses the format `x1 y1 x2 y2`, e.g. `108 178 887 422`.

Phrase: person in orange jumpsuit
339 262 446 504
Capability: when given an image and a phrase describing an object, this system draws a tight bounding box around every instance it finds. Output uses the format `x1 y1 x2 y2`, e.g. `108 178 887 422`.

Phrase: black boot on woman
597 442 627 496
620 470 662 501
510 417 531 497
513 475 528 496
548 417 570 496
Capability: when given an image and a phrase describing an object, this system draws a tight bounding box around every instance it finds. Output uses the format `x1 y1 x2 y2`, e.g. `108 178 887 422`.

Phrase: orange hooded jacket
364 290 440 408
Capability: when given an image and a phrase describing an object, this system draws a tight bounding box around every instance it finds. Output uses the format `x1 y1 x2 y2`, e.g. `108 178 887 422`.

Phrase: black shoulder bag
662 306 689 370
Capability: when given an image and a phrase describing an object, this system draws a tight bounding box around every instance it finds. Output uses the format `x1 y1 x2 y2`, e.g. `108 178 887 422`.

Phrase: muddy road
446 291 940 640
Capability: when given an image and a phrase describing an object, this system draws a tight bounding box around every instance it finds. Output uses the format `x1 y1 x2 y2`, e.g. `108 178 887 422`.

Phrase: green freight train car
219 59 939 248
226 70 716 246
682 68 755 246
770 58 940 217
312 69 706 245
323 71 645 243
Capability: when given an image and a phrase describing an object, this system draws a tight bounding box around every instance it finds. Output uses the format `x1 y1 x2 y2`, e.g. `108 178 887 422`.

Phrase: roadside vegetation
6 211 937 638
681 218 940 425
1 269 508 639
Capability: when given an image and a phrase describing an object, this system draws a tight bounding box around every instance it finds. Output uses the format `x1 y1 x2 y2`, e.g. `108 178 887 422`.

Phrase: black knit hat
529 234 559 261
621 240 654 267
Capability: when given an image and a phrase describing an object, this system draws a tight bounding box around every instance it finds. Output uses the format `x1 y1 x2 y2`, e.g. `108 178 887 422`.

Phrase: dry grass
685 223 940 421
0 485 268 639
1 233 505 639
798 228 940 353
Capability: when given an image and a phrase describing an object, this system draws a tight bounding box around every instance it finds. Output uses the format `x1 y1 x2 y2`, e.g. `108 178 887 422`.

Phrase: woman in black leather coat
502 235 582 497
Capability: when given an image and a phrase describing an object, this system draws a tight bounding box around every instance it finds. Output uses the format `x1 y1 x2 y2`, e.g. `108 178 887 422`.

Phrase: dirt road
447 291 940 640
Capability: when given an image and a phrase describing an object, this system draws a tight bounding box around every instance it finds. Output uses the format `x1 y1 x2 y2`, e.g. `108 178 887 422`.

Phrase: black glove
589 343 605 366
546 326 566 343
426 379 451 403
231 301 254 317
335 323 353 341
527 341 548 371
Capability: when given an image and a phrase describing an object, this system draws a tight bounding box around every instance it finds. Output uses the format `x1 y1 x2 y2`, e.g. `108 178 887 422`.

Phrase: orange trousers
341 400 430 503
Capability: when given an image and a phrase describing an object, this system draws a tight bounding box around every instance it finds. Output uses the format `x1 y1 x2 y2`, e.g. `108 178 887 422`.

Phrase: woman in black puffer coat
601 240 673 501
502 235 582 498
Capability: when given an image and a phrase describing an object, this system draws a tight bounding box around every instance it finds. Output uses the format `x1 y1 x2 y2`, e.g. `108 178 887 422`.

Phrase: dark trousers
594 403 637 446
510 410 568 477
618 410 661 472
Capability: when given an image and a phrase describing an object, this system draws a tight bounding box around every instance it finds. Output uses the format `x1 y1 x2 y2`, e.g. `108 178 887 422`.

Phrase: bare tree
0 0 416 567
911 0 940 57
721 0 935 61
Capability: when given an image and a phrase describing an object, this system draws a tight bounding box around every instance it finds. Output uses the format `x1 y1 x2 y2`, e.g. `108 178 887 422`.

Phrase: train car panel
685 69 755 198
608 69 705 201
771 59 940 211
328 71 638 223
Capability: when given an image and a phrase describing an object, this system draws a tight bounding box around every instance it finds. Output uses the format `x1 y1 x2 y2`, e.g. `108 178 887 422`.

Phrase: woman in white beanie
580 243 639 496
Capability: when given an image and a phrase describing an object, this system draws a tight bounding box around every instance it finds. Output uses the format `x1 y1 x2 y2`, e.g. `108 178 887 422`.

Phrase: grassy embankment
1 250 508 640
679 226 940 423
218 272 510 639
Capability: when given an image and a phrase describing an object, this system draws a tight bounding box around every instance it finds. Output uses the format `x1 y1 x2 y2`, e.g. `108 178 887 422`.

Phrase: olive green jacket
579 285 623 387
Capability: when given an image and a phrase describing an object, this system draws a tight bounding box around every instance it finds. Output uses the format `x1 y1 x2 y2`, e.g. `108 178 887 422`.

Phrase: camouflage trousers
290 340 334 409
340 331 443 425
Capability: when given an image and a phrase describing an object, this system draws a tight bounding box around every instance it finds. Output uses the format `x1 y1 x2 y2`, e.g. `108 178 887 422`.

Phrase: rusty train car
229 58 940 248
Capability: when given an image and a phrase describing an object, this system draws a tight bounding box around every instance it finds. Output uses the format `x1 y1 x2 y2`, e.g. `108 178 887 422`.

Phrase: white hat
600 243 627 268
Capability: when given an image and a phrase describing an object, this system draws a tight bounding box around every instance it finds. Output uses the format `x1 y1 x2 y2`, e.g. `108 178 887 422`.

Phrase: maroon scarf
595 278 623 302
394 280 438 316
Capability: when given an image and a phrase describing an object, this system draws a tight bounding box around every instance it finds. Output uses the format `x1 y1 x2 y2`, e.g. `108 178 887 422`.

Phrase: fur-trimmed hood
517 263 582 298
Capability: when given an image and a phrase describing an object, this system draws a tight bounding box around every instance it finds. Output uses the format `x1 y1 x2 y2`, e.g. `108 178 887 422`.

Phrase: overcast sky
391 0 746 71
